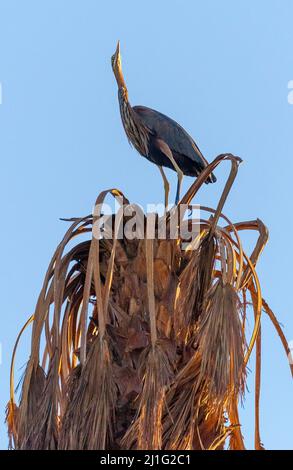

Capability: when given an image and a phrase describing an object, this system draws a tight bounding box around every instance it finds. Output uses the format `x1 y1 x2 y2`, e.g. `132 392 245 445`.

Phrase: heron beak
115 40 121 61
113 40 126 89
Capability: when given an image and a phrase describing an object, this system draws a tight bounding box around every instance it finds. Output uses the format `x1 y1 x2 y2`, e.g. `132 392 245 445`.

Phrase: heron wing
133 105 209 168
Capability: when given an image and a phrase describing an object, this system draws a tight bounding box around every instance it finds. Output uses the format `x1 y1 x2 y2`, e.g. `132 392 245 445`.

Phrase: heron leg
158 165 169 209
162 147 183 205
175 172 183 205
153 139 184 205
168 159 183 205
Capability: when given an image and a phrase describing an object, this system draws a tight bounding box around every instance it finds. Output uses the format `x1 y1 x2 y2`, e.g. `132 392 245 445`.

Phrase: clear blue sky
0 0 292 450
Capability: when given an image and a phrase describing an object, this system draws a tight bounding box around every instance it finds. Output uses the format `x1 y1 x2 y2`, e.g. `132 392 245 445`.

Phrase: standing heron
111 41 216 206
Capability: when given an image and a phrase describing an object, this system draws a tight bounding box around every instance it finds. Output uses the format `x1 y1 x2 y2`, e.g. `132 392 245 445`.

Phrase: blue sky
0 0 292 449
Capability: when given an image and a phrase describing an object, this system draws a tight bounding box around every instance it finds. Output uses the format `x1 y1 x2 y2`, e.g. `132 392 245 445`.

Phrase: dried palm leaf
6 155 291 451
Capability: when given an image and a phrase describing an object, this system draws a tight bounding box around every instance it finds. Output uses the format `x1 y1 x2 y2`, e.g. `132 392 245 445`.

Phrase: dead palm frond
6 154 292 450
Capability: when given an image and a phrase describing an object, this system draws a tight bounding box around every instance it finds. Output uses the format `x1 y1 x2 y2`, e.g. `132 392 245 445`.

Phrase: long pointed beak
113 40 126 89
115 40 120 59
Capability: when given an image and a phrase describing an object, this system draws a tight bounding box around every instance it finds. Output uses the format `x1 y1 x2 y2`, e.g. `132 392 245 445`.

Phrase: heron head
111 41 126 89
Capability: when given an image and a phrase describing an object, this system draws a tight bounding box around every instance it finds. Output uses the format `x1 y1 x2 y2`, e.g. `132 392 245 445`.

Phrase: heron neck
118 86 133 120
118 86 129 104
118 87 149 156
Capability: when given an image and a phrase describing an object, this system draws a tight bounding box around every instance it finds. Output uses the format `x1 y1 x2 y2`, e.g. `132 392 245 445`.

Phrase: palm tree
6 154 292 450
